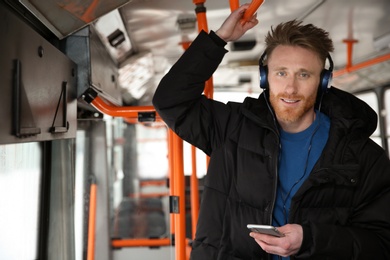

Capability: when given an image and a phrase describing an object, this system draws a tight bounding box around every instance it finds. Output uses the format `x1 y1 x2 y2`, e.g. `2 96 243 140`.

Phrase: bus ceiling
12 0 390 103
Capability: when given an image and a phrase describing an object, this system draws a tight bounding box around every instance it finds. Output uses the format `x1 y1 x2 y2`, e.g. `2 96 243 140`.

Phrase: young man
153 4 390 259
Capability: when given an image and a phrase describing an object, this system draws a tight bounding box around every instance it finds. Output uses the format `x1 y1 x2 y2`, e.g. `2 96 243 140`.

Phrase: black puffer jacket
152 30 390 259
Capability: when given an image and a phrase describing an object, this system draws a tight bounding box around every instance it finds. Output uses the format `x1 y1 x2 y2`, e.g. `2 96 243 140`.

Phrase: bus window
0 143 41 260
136 124 168 180
356 92 381 147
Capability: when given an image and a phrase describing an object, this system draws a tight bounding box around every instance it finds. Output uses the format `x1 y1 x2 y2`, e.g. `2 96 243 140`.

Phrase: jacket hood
320 87 377 137
241 87 377 138
240 91 278 130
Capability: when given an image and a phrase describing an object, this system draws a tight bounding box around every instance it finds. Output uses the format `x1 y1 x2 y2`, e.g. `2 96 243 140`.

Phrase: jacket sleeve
296 140 390 259
152 30 232 155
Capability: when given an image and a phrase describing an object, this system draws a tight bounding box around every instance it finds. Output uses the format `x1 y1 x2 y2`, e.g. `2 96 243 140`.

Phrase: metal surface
18 0 130 39
62 25 121 104
0 3 77 144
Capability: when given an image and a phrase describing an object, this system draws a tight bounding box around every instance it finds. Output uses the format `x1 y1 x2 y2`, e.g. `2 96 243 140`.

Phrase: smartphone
247 224 285 237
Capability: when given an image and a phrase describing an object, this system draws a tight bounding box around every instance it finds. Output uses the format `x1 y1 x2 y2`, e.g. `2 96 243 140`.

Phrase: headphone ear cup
259 64 268 89
319 69 332 93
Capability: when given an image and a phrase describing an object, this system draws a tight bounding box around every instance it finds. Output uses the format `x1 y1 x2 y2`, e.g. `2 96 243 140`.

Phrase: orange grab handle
230 0 240 12
230 0 264 22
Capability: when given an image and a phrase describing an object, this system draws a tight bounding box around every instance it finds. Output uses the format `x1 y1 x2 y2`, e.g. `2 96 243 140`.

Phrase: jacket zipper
268 141 280 225
263 92 281 225
244 94 280 260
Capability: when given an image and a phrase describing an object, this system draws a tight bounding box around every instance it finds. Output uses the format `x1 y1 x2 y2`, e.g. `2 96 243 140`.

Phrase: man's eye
300 72 310 78
277 71 286 77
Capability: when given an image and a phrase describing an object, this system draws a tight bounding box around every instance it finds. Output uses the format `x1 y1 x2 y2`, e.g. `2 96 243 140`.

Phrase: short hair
264 20 334 65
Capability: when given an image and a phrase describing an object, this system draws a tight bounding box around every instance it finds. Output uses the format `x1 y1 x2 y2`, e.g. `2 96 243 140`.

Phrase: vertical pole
168 130 176 236
87 176 97 260
172 133 186 260
190 145 199 239
343 39 358 71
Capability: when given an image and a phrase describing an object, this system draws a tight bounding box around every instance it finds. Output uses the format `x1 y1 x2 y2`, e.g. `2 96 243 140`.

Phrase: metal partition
0 2 77 144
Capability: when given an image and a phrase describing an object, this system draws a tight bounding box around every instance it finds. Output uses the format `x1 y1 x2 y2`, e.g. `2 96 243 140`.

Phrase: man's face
267 45 323 132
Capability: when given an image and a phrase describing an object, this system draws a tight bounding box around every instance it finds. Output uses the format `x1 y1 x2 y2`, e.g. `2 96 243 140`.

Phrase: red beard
269 91 317 124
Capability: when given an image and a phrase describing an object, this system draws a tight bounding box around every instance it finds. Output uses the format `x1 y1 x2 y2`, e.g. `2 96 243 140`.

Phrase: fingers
250 232 282 255
249 231 298 257
250 232 282 245
233 4 251 23
241 13 259 28
215 4 258 42
256 239 288 256
237 2 259 25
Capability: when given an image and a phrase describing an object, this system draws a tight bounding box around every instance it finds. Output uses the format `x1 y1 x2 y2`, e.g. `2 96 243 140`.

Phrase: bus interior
1 0 390 259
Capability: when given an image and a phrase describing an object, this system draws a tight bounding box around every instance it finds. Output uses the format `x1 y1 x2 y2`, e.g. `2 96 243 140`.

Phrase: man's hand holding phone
247 224 285 237
248 223 303 257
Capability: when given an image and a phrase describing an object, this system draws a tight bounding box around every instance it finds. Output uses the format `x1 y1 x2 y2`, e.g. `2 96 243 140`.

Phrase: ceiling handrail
230 0 264 24
334 52 390 77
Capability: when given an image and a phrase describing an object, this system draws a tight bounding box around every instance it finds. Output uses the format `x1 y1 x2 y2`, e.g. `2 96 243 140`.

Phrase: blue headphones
259 51 334 93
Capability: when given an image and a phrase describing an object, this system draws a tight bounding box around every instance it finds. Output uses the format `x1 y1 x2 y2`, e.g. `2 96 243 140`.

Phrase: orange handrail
111 238 171 248
342 38 358 70
230 0 264 24
190 145 199 239
87 177 97 260
140 179 168 187
124 117 164 124
91 96 160 119
229 0 240 12
81 0 99 23
83 88 162 121
172 132 186 260
168 130 176 236
195 11 209 33
334 52 390 77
